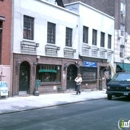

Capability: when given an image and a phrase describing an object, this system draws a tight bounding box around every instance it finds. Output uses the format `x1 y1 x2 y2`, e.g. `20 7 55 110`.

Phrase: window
120 24 125 31
112 73 130 81
120 14 125 24
80 67 97 82
36 64 61 82
92 29 97 45
120 45 124 58
47 22 56 44
108 34 111 49
23 15 34 40
100 32 105 47
83 26 88 43
66 27 72 47
120 2 125 16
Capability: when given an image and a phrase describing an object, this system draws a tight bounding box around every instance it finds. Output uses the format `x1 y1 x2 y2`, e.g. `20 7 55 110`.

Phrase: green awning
38 69 57 73
117 63 130 71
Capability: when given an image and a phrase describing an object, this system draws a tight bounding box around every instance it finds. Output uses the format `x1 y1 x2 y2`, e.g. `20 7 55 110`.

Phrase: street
0 97 130 130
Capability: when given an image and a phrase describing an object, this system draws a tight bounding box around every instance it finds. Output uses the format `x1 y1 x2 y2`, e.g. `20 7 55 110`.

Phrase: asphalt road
0 97 130 130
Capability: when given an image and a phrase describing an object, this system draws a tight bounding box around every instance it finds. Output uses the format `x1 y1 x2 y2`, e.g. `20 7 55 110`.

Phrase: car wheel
107 94 112 100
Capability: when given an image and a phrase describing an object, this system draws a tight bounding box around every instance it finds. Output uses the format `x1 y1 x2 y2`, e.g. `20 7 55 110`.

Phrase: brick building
0 0 12 96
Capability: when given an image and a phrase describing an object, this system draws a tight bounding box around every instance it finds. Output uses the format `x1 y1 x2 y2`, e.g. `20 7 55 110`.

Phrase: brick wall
13 53 82 95
63 0 115 16
0 0 12 65
63 0 130 34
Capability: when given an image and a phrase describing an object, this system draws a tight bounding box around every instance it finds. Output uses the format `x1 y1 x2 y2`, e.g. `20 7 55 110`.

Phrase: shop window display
36 65 61 82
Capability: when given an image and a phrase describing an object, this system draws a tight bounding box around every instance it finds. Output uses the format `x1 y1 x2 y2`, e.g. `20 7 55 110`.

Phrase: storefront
12 54 80 96
79 56 110 90
36 64 62 93
80 61 98 90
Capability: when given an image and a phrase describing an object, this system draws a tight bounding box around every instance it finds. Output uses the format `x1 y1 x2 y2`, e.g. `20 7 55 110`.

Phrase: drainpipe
10 0 14 97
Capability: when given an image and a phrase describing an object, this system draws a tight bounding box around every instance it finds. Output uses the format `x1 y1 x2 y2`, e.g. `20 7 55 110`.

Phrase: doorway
19 61 30 93
67 65 77 90
99 66 109 90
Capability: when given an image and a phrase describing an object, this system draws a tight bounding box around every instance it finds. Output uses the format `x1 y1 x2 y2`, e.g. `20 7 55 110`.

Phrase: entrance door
67 65 77 90
19 62 30 92
99 67 106 90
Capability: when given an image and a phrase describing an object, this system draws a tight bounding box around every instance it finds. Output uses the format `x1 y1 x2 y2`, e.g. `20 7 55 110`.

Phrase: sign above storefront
84 61 97 68
39 69 57 73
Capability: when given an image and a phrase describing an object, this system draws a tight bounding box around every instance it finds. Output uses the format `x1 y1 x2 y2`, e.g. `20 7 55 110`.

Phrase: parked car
106 72 130 100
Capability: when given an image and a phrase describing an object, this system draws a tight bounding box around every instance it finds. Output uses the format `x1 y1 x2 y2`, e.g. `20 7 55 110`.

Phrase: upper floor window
100 32 105 47
66 27 72 47
23 15 34 40
92 29 97 45
47 22 56 44
83 26 88 43
120 45 124 58
108 34 112 49
120 2 125 16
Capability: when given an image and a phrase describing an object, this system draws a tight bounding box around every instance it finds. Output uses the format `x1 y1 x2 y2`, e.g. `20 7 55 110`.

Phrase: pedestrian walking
75 74 82 95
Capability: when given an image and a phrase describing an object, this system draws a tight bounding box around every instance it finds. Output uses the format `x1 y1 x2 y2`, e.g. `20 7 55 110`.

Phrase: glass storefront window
80 67 97 82
36 64 61 82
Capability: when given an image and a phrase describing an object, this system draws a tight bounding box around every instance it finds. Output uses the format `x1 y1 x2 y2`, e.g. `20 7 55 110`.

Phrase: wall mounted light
16 61 21 66
57 66 60 70
33 62 38 66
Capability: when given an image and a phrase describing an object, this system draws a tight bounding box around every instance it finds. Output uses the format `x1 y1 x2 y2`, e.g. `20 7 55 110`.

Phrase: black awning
56 0 64 7
0 16 5 21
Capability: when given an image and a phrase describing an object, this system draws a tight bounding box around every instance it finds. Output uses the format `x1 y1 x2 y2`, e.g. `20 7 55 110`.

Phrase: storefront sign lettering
84 61 97 68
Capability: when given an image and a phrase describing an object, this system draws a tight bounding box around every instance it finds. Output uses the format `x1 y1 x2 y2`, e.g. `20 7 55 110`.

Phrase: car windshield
112 73 130 81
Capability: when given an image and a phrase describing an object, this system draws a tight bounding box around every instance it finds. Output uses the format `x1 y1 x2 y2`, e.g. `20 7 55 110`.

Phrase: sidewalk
0 90 107 114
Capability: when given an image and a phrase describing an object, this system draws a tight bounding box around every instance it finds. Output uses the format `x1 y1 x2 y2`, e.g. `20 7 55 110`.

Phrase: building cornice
36 0 79 16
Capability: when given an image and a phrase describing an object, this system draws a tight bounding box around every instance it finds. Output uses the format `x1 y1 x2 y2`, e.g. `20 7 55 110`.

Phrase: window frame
92 29 97 45
36 64 61 83
47 22 56 44
66 27 72 47
108 34 112 49
23 15 34 40
100 32 105 47
120 45 124 58
83 26 88 43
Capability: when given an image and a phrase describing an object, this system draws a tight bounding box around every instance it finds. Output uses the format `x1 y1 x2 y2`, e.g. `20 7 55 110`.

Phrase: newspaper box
0 81 8 97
